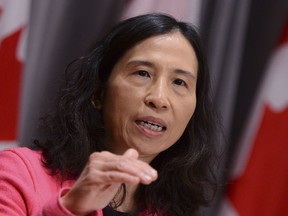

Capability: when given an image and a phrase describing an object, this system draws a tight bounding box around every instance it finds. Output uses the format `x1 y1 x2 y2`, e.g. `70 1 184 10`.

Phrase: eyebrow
126 60 196 80
174 69 196 80
127 60 154 68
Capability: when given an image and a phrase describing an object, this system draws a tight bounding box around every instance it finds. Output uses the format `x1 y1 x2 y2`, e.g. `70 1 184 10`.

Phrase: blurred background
0 0 288 215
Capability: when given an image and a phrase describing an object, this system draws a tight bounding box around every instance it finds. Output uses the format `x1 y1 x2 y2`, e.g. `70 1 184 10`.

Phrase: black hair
33 13 220 216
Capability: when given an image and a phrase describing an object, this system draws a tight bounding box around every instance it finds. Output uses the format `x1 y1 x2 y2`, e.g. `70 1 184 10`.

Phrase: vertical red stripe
0 29 23 140
227 105 288 216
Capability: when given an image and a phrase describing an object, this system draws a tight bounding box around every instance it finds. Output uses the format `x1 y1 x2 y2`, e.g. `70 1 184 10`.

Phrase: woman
0 13 219 215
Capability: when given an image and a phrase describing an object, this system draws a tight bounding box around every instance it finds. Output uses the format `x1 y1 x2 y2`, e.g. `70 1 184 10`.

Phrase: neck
114 184 138 213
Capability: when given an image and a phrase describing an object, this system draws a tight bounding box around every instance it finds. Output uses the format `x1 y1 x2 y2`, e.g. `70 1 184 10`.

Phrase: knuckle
89 152 101 160
101 151 112 156
114 159 129 171
89 151 111 161
106 172 116 181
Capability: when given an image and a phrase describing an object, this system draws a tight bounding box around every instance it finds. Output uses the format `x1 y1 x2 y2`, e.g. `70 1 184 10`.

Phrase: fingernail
141 174 152 182
150 169 157 177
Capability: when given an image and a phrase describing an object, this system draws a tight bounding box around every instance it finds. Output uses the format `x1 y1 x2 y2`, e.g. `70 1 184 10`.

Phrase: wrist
59 188 84 216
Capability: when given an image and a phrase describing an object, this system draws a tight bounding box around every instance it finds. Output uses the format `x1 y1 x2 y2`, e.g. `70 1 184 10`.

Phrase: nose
144 80 169 110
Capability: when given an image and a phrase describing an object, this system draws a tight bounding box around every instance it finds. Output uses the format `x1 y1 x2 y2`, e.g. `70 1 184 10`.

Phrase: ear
91 95 102 110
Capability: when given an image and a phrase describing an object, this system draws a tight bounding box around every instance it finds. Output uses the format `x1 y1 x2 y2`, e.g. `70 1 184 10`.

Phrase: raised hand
60 149 158 215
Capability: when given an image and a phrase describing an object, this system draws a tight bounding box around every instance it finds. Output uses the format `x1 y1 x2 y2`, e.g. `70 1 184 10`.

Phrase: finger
89 151 158 184
110 157 157 184
76 168 141 189
97 170 141 185
123 149 158 183
92 159 155 184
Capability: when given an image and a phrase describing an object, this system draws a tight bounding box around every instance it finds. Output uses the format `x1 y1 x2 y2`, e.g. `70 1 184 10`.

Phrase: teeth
139 121 163 132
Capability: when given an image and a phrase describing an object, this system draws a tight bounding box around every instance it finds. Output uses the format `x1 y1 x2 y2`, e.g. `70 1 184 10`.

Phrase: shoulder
0 147 48 186
0 146 41 157
0 147 42 169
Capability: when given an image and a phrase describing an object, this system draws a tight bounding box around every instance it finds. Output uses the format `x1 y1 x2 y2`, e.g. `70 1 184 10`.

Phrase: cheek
109 84 139 109
177 97 196 128
188 100 197 119
102 82 140 124
104 80 128 106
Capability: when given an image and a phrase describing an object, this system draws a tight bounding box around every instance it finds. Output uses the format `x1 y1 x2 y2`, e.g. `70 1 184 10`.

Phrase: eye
173 79 186 87
136 70 150 77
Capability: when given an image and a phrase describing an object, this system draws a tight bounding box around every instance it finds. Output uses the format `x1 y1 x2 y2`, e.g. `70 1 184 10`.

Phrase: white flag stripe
16 23 29 62
0 0 30 41
0 0 30 61
0 141 17 151
218 198 240 216
263 44 288 111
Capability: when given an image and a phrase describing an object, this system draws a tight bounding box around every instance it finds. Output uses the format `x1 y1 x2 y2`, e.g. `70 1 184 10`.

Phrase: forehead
112 32 198 75
130 32 195 55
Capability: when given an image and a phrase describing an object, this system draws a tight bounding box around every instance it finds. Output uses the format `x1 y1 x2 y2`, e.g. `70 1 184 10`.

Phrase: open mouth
136 120 167 132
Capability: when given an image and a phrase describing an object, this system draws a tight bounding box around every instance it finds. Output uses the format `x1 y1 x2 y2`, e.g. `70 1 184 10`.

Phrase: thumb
123 148 139 159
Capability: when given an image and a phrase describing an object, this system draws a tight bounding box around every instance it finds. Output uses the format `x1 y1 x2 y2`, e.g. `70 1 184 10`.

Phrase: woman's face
101 32 198 162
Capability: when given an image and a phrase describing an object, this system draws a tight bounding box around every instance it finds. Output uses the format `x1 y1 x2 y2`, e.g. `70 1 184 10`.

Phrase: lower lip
135 122 165 138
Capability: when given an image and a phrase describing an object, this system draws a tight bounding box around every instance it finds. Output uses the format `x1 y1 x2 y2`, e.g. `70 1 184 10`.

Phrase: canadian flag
219 21 288 215
0 0 30 150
